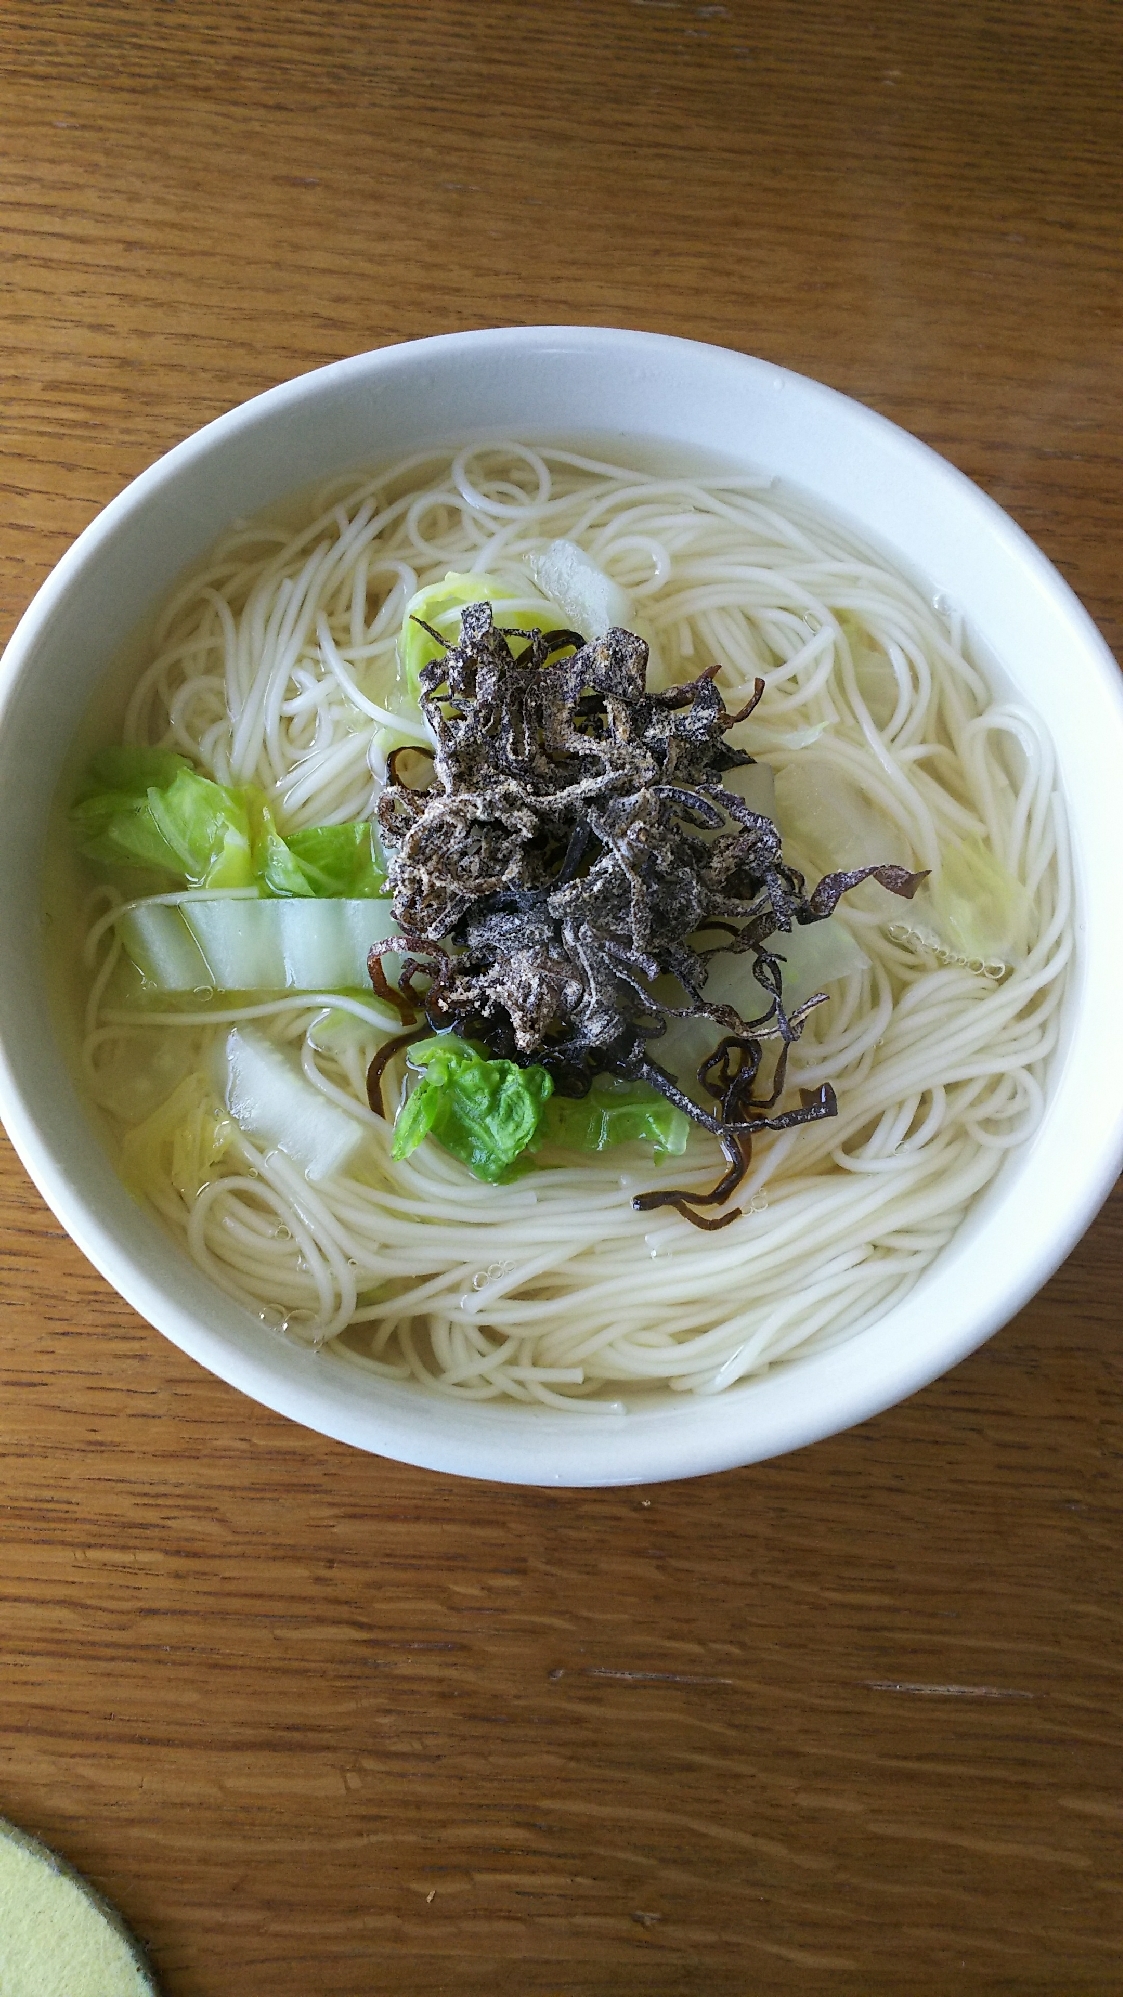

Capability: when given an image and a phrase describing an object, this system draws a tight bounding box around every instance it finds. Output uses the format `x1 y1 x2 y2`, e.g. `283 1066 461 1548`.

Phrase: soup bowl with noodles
0 328 1120 1485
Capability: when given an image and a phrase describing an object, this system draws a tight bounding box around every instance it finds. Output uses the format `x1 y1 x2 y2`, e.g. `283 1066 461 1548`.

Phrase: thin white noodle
75 441 1070 1407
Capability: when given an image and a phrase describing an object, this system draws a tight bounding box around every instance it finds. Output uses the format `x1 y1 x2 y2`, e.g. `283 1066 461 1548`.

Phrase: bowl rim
1 324 1121 1486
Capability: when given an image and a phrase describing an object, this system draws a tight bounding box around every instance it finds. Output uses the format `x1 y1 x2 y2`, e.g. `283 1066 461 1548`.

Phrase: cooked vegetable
401 573 513 695
395 567 587 698
119 1071 235 1202
391 1037 554 1183
926 835 1030 965
760 914 870 1009
539 1075 689 1160
119 903 212 991
385 1040 690 1179
145 767 258 887
119 896 399 993
281 822 385 898
70 746 197 876
73 754 257 887
773 751 902 876
524 538 633 639
71 752 384 898
215 1026 366 1180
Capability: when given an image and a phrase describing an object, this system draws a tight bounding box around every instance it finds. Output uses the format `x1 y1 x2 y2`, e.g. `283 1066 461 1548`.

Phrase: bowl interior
1 328 1121 1485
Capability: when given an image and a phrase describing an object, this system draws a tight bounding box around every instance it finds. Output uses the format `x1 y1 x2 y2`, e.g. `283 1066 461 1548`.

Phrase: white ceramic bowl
1 328 1121 1485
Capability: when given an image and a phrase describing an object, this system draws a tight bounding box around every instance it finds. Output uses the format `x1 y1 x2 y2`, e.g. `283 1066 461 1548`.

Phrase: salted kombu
369 603 924 1227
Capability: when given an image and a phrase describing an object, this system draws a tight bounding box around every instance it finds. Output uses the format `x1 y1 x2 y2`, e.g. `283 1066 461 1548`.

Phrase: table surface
1 4 1121 1990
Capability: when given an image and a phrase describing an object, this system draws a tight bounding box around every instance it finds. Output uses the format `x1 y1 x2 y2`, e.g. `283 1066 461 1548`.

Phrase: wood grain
0 3 1120 1989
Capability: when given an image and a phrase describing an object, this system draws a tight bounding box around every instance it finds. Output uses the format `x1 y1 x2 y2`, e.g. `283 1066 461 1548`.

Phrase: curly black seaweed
370 603 924 1228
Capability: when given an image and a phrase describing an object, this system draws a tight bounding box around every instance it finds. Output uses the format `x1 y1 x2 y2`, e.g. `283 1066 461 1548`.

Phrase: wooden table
1 4 1120 1989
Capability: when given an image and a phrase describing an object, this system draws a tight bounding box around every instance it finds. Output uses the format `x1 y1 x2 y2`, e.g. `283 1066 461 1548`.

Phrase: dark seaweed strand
372 603 926 1227
386 743 435 789
369 950 416 1025
367 1027 427 1117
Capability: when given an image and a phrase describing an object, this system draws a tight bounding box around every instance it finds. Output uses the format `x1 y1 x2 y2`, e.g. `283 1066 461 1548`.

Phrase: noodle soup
65 441 1072 1411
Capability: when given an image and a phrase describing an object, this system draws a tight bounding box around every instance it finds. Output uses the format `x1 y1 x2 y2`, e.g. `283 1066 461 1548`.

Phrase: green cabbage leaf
391 1039 690 1182
398 570 570 697
391 1037 554 1184
71 750 385 898
146 768 256 888
70 747 197 876
925 835 1030 965
399 573 521 697
540 1076 689 1160
262 818 385 899
119 1070 235 1202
